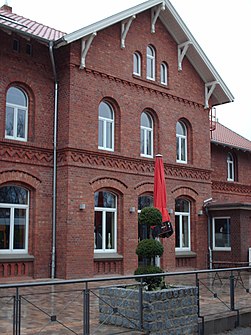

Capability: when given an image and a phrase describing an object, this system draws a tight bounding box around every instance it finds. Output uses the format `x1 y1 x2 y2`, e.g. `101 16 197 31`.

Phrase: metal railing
0 267 250 335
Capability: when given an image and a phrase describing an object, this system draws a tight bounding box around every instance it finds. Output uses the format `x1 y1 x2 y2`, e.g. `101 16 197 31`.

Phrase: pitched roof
0 5 65 42
211 122 251 152
0 0 234 107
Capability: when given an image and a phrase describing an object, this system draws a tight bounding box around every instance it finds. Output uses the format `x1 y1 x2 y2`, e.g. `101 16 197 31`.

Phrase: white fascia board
164 0 234 103
56 0 163 46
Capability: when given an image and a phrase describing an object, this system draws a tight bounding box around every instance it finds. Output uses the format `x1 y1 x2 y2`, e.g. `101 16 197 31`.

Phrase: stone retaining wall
99 286 198 334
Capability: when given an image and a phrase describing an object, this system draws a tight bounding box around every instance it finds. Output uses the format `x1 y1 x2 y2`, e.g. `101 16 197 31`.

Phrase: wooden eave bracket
205 81 218 109
178 41 192 71
79 32 97 69
121 15 136 49
151 2 165 33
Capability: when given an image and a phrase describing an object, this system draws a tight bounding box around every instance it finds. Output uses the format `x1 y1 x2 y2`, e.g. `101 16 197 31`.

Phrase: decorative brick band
0 170 41 189
212 180 251 195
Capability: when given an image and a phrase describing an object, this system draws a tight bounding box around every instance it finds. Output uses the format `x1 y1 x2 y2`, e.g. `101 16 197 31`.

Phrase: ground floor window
138 194 153 240
213 217 231 250
0 185 29 253
175 198 190 251
94 191 117 252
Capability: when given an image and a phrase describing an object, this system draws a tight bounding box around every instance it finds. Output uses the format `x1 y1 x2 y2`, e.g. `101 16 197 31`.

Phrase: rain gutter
49 41 58 279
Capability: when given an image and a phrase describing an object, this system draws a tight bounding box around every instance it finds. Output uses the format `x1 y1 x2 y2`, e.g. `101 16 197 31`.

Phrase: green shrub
134 265 164 290
136 239 164 258
138 207 162 228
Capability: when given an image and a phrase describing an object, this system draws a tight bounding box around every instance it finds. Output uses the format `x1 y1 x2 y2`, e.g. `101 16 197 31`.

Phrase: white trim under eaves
55 0 163 47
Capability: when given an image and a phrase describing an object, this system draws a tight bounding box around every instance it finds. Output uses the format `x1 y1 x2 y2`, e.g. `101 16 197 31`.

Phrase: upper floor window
133 52 141 76
146 45 155 80
175 198 190 251
176 121 187 163
212 217 231 251
227 153 234 181
98 101 114 151
5 86 28 141
0 186 29 253
94 191 117 252
160 62 168 85
140 111 153 158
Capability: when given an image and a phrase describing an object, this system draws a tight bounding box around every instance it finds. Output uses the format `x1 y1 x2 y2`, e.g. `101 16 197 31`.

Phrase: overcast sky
2 0 251 140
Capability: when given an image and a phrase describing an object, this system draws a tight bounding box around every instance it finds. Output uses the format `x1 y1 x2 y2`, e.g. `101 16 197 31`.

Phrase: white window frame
146 45 155 80
94 193 117 253
160 62 168 85
212 217 231 251
175 200 190 251
227 153 234 181
5 87 28 141
0 189 29 254
140 112 153 158
133 52 141 76
176 121 187 163
98 102 114 151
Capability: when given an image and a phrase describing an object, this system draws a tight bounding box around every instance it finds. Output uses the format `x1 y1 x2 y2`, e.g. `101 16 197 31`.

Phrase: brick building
0 0 250 280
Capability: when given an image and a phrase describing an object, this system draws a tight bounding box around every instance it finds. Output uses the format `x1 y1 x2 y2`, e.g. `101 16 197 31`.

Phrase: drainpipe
49 41 58 279
205 205 213 269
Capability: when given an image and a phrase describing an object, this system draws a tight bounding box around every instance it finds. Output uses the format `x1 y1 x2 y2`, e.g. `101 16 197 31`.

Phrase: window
213 217 231 250
227 153 234 181
146 45 155 80
0 186 29 253
176 121 187 163
133 52 141 76
98 101 114 151
160 62 168 85
5 86 28 141
175 199 190 251
94 191 117 252
140 112 153 158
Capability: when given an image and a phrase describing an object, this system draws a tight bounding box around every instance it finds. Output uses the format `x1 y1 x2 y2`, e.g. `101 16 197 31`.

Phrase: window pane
176 137 179 160
138 195 153 210
99 101 112 119
175 215 180 248
98 119 103 147
14 208 26 249
94 211 103 249
181 138 186 161
17 109 25 138
0 208 10 250
0 186 28 204
141 112 151 128
94 191 116 208
147 58 153 78
7 87 27 106
215 218 230 248
133 53 140 74
106 212 114 249
175 199 189 212
106 121 112 149
140 129 144 154
146 130 152 155
176 121 185 135
182 216 189 247
6 107 14 136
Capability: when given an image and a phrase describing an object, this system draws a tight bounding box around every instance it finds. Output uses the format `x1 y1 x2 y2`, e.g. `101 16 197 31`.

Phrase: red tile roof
211 122 251 152
0 5 65 41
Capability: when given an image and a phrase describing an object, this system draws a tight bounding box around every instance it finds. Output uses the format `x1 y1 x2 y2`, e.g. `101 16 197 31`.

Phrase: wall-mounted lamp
168 209 174 214
129 207 136 213
79 203 86 210
198 209 203 216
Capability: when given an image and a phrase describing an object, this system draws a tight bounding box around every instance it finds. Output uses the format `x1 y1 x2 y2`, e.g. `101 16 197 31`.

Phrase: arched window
227 153 234 181
98 101 114 151
133 52 141 76
94 191 117 252
140 111 153 158
176 121 187 163
138 194 153 241
146 45 155 80
5 86 28 141
160 62 168 85
0 186 29 253
175 198 190 251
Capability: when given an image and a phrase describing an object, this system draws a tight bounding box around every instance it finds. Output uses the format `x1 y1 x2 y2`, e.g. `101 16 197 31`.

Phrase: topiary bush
138 207 162 228
134 265 164 290
136 239 164 259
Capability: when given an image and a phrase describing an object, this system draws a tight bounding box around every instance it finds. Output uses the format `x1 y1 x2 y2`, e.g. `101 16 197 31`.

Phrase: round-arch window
98 101 114 151
141 112 153 157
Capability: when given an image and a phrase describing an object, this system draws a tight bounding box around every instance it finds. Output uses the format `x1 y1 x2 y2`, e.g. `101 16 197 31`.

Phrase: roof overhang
207 202 251 211
54 0 234 106
211 140 251 153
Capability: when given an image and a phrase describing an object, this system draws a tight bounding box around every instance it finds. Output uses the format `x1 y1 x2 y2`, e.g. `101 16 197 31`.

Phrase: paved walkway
0 270 251 334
